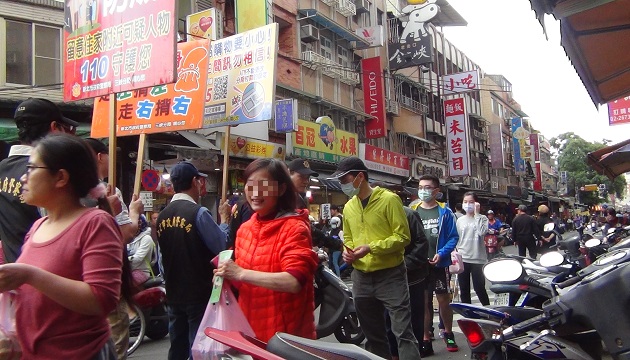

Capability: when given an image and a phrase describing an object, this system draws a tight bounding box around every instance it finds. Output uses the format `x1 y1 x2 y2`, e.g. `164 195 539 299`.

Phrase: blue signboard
511 117 527 175
274 98 297 133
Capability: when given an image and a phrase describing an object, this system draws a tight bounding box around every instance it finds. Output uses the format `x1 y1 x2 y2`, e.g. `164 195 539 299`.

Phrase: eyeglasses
418 186 437 191
25 164 51 174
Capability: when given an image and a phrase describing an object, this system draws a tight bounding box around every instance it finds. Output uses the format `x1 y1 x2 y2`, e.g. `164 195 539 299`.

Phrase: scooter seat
492 306 543 323
267 332 385 360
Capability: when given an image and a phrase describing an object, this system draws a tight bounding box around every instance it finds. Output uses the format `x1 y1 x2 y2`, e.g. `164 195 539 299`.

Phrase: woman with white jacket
127 215 155 286
456 191 490 305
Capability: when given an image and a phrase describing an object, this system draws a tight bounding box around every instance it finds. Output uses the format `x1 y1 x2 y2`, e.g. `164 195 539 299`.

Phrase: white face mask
462 203 475 213
341 177 362 197
417 189 434 202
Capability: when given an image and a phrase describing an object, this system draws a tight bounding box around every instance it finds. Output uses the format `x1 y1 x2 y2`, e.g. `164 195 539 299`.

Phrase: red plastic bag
191 283 254 360
449 250 464 275
0 292 20 360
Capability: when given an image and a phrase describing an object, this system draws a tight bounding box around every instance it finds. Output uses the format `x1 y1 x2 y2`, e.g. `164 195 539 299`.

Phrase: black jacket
512 213 541 243
403 207 429 284
296 193 342 251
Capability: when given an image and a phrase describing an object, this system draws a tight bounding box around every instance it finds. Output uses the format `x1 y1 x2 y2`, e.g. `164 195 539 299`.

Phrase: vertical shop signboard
63 0 177 101
444 98 470 177
91 40 209 137
361 57 387 139
489 123 505 169
530 133 543 191
274 99 298 133
235 0 268 33
511 117 529 175
203 24 278 128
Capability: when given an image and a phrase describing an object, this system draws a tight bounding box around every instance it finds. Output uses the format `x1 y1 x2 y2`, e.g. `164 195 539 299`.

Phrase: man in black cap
511 205 541 258
331 156 420 360
156 161 227 360
0 98 79 263
288 158 319 209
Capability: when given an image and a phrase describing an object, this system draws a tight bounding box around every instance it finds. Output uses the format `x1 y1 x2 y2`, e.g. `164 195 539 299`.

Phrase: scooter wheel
127 304 146 356
145 304 169 340
334 312 365 345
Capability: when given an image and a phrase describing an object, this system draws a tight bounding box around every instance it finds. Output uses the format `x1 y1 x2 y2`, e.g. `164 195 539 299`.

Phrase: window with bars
319 36 333 60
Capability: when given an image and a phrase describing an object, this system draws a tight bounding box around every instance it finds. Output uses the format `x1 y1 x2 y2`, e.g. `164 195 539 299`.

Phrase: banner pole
221 125 231 203
133 133 147 195
108 95 117 190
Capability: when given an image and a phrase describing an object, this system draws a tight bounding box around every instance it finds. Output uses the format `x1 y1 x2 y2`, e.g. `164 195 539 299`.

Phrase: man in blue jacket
411 174 459 355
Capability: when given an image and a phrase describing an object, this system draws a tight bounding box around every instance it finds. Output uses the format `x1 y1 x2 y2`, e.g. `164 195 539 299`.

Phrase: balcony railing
339 69 360 85
472 129 486 140
301 51 342 78
337 0 357 17
399 95 428 114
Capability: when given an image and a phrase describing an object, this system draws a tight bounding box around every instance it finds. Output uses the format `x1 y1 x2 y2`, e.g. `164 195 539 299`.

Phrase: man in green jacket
331 157 420 360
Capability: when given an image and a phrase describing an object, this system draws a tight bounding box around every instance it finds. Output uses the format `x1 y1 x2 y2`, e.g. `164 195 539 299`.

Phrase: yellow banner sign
223 135 285 161
292 118 358 162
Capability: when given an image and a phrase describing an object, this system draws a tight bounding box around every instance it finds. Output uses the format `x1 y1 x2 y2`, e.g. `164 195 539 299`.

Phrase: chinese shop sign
63 0 177 101
442 70 479 95
387 1 438 70
291 118 358 162
361 144 410 177
444 98 470 177
361 57 386 139
91 40 209 137
186 8 224 41
511 117 530 176
203 23 278 128
530 133 543 191
608 96 630 126
220 134 286 161
274 99 298 133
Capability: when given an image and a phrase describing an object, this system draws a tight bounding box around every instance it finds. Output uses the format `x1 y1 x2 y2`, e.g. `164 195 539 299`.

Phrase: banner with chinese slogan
445 98 470 177
361 57 387 139
63 0 177 100
91 39 209 138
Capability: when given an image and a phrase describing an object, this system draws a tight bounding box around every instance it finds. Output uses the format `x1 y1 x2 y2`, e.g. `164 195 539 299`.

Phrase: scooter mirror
607 228 617 235
483 259 523 283
543 223 555 232
539 251 564 267
585 238 602 248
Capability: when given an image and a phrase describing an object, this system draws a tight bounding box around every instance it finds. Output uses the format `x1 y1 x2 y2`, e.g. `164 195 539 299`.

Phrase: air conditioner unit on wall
301 25 320 43
386 100 399 115
355 0 369 14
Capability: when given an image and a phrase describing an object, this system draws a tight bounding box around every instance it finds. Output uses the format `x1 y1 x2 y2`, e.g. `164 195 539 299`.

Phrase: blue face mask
341 177 362 197
417 189 433 202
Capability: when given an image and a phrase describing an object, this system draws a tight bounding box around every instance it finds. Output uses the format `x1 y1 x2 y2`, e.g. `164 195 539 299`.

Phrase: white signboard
355 26 384 49
442 70 479 95
321 203 331 220
139 191 154 211
444 98 470 177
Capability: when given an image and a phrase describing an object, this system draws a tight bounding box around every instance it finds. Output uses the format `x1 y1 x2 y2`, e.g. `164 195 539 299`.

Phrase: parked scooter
127 275 169 356
456 247 630 359
484 228 501 260
314 254 365 345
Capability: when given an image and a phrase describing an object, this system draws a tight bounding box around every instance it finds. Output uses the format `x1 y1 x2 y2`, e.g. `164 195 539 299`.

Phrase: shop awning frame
298 9 370 46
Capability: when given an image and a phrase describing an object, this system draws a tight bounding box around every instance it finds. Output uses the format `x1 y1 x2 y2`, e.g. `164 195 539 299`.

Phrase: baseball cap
170 161 207 187
288 158 319 177
538 204 550 214
85 138 109 155
14 98 79 128
487 210 494 214
329 156 369 179
518 205 528 212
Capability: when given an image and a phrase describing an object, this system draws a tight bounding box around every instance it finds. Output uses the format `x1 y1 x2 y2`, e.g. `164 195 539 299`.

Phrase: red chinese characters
444 98 470 176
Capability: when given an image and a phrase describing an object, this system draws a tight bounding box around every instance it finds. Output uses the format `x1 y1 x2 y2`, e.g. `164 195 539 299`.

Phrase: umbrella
587 138 630 180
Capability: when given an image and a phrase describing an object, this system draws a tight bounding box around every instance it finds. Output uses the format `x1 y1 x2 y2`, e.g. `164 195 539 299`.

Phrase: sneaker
439 329 445 339
444 332 459 352
420 340 434 357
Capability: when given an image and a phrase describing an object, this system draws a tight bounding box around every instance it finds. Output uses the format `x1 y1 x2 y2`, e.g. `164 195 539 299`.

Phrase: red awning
587 138 630 179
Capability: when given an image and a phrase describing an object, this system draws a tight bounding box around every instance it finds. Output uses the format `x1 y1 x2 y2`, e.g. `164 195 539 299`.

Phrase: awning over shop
529 0 630 105
587 138 630 180
316 177 341 192
298 9 370 45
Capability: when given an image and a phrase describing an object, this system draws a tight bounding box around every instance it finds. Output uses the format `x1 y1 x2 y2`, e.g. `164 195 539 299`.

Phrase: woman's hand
0 263 35 292
214 259 245 281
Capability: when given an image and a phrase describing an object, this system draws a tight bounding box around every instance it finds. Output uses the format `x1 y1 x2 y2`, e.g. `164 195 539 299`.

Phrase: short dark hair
36 133 100 199
331 205 340 211
463 191 478 202
16 121 52 145
243 158 297 214
455 203 462 210
419 174 440 188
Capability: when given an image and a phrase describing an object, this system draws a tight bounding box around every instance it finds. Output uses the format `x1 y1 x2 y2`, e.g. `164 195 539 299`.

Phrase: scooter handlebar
556 275 582 289
503 313 547 339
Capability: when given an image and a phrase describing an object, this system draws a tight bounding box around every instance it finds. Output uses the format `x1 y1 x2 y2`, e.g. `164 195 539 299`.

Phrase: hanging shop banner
355 26 385 49
91 39 209 138
361 57 387 139
63 0 177 101
387 1 439 71
361 143 410 177
608 96 630 126
274 99 298 133
530 133 543 191
220 134 285 161
186 8 224 41
203 23 278 128
444 98 470 177
291 118 358 162
413 158 446 180
489 123 505 169
442 70 479 95
511 117 530 176
235 0 268 33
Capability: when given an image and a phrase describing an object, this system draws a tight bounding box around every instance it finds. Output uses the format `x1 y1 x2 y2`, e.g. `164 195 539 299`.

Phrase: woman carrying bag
456 192 490 306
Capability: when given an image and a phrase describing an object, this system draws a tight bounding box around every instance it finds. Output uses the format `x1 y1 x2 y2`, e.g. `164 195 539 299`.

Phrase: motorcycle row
453 221 630 360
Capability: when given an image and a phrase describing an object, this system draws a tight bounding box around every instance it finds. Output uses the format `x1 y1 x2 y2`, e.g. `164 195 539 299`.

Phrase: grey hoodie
456 214 489 264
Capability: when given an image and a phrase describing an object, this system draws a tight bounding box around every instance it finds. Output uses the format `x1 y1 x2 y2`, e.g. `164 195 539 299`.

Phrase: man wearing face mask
410 174 460 355
331 157 420 360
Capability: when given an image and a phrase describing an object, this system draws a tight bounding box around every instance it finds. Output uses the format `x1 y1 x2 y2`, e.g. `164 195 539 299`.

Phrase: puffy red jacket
235 209 318 342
